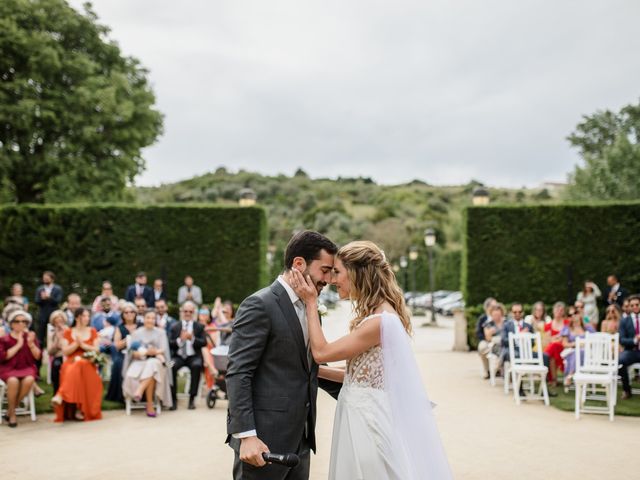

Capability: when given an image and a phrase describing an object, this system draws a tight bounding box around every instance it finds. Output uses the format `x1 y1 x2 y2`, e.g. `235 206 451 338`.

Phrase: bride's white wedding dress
328 311 452 480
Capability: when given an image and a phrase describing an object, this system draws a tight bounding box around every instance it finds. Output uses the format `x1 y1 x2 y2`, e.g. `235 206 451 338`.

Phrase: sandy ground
2 302 639 479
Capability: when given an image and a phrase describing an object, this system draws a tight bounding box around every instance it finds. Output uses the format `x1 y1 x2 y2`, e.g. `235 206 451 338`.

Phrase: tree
0 0 163 203
566 100 640 200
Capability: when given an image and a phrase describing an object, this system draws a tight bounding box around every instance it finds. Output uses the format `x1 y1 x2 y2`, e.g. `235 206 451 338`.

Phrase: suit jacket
501 319 535 354
604 286 628 308
225 280 341 455
168 320 207 359
619 314 638 351
35 284 63 321
124 284 155 307
177 285 203 305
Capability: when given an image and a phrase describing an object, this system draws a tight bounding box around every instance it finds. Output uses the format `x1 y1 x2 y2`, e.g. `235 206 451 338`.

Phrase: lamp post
399 255 408 292
238 188 257 206
409 246 418 293
472 187 490 206
424 228 437 325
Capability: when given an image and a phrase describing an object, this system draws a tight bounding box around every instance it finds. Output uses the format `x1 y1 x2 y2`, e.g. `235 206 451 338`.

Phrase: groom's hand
240 436 269 467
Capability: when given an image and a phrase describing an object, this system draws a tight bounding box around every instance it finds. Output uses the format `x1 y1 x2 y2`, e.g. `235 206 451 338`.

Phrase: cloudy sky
69 0 640 187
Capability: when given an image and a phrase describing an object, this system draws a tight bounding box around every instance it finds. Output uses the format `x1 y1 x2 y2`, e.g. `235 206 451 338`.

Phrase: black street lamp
409 246 418 293
424 228 437 325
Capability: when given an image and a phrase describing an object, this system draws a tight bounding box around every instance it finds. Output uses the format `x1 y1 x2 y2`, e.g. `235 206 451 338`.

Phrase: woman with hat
0 310 41 427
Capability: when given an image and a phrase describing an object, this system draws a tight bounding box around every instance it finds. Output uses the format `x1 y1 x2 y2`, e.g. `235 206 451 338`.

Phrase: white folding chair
125 394 162 416
508 332 549 406
176 366 204 401
0 379 37 424
574 332 619 422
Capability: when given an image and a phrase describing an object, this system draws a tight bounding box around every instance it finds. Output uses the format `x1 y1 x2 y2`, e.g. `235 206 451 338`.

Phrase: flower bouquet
82 350 109 367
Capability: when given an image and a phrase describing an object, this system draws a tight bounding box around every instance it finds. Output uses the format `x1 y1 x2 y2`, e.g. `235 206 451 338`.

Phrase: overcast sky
69 0 640 187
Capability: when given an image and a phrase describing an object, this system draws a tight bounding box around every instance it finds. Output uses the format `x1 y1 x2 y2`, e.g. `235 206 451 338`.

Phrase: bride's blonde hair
338 241 412 334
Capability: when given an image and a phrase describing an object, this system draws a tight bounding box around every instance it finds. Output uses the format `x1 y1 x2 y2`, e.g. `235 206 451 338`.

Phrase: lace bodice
345 315 384 390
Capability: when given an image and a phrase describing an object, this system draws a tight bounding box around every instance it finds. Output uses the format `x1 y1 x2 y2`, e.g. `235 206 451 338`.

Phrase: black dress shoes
188 398 196 410
169 404 177 411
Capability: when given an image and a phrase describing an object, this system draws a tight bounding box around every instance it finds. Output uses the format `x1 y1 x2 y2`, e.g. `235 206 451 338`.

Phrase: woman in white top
576 281 602 324
292 241 452 480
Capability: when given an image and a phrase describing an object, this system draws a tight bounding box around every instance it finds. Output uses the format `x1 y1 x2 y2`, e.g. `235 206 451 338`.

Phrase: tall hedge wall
0 204 268 304
462 202 640 306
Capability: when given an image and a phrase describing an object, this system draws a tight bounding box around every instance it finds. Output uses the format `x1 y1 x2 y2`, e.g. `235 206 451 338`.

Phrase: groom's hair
284 230 337 269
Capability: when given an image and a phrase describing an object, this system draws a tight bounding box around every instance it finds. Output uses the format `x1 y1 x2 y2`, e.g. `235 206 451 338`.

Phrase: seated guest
601 304 621 334
0 310 41 427
561 308 595 389
169 301 206 410
91 281 120 313
105 303 139 403
574 300 596 331
51 308 102 422
155 299 176 332
97 315 119 354
479 303 506 373
476 297 497 379
622 298 631 317
91 297 121 332
63 293 82 326
526 301 551 352
178 275 203 306
501 302 535 362
11 283 30 311
197 306 219 390
123 310 173 415
152 278 167 304
134 297 147 324
211 298 234 346
47 310 69 395
2 300 25 336
125 271 155 308
543 302 568 386
619 295 640 400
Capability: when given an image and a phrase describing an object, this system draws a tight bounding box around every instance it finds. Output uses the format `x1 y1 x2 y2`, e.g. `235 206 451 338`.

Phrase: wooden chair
508 332 549 406
0 379 37 424
574 332 619 421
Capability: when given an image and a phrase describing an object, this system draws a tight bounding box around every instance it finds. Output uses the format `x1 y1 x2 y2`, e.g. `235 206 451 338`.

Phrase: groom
226 230 341 480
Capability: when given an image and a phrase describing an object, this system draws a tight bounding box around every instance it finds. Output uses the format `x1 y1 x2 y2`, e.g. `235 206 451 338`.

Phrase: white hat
8 309 33 327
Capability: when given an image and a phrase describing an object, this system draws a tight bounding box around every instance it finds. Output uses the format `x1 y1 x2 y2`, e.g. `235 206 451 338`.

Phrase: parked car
433 291 465 316
408 290 452 309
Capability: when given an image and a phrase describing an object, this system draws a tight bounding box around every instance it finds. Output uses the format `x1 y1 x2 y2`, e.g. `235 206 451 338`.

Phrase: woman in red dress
543 302 569 386
51 307 103 422
0 310 41 427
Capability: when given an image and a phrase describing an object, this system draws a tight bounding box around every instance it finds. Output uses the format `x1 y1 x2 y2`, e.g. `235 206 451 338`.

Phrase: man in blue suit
124 271 155 308
619 295 640 399
501 302 535 363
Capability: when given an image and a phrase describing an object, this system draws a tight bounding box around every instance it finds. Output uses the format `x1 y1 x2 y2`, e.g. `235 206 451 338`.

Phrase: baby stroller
206 344 229 408
204 321 232 409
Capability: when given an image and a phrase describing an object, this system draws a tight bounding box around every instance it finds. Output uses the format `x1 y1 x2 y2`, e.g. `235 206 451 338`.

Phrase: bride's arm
291 270 380 363
319 365 345 383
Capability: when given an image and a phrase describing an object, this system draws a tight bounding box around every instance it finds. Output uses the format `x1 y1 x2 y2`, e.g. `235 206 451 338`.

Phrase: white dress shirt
176 320 196 357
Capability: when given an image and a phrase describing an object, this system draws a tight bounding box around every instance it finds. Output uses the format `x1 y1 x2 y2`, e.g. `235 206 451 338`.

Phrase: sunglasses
12 319 29 324
182 310 195 314
512 310 523 314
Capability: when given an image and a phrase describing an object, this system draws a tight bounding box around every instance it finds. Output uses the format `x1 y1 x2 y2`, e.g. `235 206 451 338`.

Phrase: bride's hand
291 269 318 304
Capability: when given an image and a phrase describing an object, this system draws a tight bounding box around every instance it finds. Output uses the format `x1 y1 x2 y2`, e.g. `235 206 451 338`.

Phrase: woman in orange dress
51 307 103 422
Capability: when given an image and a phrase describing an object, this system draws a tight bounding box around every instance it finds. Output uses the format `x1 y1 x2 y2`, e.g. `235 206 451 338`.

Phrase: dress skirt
54 357 103 422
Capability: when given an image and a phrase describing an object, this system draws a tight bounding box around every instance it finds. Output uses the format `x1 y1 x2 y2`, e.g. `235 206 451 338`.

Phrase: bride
291 241 452 480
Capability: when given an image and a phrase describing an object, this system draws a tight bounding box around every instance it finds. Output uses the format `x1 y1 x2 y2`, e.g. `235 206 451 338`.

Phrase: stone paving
2 302 639 479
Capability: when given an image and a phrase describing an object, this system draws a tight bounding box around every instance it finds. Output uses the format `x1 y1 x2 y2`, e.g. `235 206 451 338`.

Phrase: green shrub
0 204 268 306
462 202 640 307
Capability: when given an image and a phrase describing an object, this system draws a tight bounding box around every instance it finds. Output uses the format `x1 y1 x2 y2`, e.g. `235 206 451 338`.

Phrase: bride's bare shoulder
373 302 398 317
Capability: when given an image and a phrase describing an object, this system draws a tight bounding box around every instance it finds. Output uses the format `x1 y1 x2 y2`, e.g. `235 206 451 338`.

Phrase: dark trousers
51 356 63 395
171 354 203 403
619 349 640 394
233 435 310 480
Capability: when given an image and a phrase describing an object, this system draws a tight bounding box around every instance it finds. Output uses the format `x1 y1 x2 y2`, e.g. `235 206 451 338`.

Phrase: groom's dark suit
226 279 341 480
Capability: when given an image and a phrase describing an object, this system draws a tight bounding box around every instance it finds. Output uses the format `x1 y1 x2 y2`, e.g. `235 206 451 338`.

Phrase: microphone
261 452 300 468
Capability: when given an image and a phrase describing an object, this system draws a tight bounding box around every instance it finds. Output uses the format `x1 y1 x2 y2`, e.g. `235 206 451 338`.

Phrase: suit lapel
272 280 309 372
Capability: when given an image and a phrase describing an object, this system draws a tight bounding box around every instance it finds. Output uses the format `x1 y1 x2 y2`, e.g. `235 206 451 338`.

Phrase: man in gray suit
226 231 340 480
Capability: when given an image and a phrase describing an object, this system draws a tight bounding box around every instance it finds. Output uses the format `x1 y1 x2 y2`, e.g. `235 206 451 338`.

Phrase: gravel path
2 302 638 479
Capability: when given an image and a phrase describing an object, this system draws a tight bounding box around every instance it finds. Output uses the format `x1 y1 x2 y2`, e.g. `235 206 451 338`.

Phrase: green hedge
462 202 640 307
0 204 268 305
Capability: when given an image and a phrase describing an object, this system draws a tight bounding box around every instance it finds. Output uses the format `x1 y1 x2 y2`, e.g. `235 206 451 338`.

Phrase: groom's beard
304 269 327 295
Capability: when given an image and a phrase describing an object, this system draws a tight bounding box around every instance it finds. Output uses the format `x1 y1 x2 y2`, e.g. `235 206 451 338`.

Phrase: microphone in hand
261 452 300 468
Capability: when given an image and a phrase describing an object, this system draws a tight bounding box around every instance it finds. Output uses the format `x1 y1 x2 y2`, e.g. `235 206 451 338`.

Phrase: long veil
381 312 453 479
